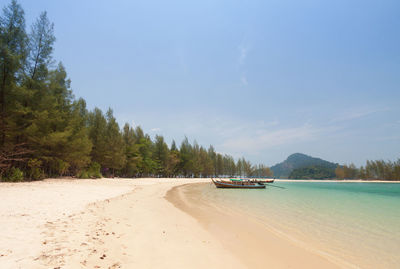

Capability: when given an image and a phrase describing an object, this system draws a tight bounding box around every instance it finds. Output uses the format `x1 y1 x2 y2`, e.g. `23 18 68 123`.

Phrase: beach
0 178 244 268
2 178 390 269
175 181 400 269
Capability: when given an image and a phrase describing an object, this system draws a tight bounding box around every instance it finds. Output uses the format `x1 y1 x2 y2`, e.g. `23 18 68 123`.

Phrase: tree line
287 160 400 181
335 160 400 181
0 1 273 181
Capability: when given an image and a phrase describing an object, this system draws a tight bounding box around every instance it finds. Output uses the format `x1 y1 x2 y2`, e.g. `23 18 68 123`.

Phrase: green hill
271 153 338 178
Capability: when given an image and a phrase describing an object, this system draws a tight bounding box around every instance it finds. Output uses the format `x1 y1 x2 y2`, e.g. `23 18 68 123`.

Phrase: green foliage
251 164 273 178
335 160 400 181
27 11 55 81
77 162 102 179
54 159 70 176
27 158 44 180
87 162 102 178
289 166 335 179
78 170 89 179
2 167 24 182
335 164 358 179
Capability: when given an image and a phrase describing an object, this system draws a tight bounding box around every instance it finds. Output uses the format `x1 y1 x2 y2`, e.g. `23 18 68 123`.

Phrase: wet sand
166 183 344 269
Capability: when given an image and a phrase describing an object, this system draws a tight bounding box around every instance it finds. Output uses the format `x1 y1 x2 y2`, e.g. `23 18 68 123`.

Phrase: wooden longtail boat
212 178 265 189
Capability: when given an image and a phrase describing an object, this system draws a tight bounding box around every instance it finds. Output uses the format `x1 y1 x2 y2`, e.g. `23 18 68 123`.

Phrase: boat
254 179 274 184
211 178 265 189
229 178 274 184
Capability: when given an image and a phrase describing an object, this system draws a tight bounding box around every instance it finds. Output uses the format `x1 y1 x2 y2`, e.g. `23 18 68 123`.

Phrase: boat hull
256 179 274 184
212 179 265 189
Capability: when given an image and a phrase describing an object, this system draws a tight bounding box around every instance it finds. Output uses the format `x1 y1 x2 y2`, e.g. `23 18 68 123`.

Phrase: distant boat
211 178 266 189
229 178 275 184
254 179 275 184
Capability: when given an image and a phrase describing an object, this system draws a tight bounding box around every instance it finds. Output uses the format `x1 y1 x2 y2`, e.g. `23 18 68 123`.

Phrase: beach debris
109 262 121 268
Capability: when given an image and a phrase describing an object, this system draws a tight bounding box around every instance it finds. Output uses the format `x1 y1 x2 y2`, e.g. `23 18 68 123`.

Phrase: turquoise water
197 182 400 268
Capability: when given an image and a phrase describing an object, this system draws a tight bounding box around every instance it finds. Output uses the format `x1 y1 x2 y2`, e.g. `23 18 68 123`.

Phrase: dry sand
0 178 342 269
0 178 243 269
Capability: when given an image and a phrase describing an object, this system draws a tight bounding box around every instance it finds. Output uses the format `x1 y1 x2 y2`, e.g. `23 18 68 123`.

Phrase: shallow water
195 181 400 268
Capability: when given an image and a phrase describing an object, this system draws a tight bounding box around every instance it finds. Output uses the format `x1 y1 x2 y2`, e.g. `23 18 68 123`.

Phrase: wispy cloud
330 107 389 123
150 128 161 132
238 42 251 86
220 124 323 155
238 45 249 65
177 112 330 158
240 74 248 86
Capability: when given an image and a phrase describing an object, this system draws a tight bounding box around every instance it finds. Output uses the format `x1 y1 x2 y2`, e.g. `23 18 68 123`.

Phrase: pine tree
102 108 126 177
122 123 140 177
88 108 107 166
0 0 28 174
27 11 55 82
153 135 169 177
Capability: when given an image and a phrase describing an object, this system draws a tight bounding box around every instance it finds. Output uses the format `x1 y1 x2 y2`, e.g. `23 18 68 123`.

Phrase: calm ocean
195 181 400 268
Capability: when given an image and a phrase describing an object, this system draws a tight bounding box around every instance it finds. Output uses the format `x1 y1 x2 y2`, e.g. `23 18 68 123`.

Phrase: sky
5 0 400 166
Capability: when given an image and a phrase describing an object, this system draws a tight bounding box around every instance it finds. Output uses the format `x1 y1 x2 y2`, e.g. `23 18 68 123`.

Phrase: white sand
0 178 136 268
0 178 243 269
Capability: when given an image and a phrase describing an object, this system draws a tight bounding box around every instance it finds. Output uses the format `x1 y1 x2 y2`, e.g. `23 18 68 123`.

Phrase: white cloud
150 128 161 132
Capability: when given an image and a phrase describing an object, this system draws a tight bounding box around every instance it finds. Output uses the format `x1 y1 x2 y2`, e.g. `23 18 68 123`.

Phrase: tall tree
0 0 27 148
179 137 194 177
153 135 169 176
27 11 55 82
88 108 107 165
102 108 126 176
122 123 140 177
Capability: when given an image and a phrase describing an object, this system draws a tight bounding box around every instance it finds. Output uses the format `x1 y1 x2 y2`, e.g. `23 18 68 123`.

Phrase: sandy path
0 178 243 269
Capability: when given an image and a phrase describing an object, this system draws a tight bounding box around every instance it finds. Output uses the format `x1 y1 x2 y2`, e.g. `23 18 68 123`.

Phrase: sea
194 181 400 268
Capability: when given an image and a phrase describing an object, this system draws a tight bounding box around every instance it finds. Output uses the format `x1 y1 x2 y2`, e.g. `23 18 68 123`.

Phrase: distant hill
271 153 338 178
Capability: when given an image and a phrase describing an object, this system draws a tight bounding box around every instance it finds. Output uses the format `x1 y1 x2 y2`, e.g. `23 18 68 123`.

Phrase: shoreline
166 182 347 269
276 179 400 183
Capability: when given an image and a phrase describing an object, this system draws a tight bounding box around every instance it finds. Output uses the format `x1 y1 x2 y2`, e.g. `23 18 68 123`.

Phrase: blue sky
8 0 400 166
